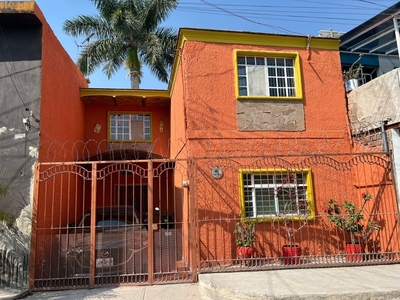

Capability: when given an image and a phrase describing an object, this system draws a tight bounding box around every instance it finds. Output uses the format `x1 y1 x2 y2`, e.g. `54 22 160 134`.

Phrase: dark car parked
60 206 148 277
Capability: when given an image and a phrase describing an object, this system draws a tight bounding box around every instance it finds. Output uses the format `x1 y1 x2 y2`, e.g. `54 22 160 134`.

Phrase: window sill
237 96 303 101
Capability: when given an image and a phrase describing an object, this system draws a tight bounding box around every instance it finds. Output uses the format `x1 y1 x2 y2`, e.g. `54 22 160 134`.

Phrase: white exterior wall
347 68 400 133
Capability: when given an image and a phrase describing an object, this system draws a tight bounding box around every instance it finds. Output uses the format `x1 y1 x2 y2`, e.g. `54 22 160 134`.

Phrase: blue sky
33 0 400 90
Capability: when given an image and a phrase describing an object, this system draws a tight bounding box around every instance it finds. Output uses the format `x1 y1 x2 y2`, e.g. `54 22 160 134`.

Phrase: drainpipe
380 119 400 214
380 120 389 153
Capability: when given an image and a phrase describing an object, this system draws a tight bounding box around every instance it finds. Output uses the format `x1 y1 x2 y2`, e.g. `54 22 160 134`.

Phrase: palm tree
63 0 179 89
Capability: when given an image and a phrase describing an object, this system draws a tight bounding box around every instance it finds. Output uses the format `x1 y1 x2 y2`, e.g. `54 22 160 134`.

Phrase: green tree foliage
63 0 179 89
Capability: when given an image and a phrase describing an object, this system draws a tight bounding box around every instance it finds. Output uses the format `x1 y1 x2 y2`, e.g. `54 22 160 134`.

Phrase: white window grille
109 113 151 141
238 56 296 97
242 171 309 218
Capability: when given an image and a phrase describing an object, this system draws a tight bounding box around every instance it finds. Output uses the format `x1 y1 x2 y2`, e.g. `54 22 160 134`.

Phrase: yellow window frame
234 50 303 101
107 111 153 143
238 168 315 221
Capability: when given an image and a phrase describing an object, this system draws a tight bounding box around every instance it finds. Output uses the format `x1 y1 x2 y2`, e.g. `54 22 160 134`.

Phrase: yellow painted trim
238 171 245 218
178 28 339 50
81 28 338 101
234 50 303 100
238 168 315 222
168 28 339 99
81 88 170 99
107 111 153 143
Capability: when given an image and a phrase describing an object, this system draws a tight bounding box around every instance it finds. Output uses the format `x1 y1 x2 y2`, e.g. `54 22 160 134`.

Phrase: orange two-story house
30 28 398 290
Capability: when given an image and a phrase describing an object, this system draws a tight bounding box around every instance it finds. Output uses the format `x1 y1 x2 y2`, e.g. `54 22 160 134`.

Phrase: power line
356 0 389 8
177 0 398 34
200 0 303 35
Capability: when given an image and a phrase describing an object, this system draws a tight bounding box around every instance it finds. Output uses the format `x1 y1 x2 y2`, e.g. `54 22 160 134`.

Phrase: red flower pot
236 246 254 258
282 245 302 265
345 243 364 262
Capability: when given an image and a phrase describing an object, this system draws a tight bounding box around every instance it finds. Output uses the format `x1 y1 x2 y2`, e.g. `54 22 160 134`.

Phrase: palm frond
63 15 113 39
90 0 119 19
64 0 179 86
139 27 177 68
77 38 127 77
143 0 179 31
0 210 16 227
149 58 170 83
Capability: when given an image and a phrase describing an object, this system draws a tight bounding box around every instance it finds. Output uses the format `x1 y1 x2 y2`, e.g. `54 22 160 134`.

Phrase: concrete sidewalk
0 283 201 300
3 264 400 299
199 264 400 300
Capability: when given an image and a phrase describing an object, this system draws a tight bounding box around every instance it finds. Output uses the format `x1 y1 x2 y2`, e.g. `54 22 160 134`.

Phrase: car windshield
77 207 140 228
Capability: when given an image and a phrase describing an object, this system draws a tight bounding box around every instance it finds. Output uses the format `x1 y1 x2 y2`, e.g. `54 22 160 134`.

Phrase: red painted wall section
34 3 88 162
84 104 170 157
169 58 193 268
170 56 187 159
180 41 348 142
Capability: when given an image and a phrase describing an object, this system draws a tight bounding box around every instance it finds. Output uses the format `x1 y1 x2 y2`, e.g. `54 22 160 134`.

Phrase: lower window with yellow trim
240 169 314 219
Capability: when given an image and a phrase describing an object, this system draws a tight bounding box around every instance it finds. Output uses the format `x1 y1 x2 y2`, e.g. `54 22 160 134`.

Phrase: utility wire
177 0 397 34
357 0 389 8
200 0 303 35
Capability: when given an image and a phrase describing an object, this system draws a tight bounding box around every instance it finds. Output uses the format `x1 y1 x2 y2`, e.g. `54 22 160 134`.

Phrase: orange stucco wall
34 3 88 162
170 58 187 159
178 40 349 151
169 59 193 268
83 104 170 157
168 32 379 262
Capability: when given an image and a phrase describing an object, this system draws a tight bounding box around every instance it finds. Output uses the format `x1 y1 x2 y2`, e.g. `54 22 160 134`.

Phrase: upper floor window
108 112 151 142
236 51 303 100
240 169 314 219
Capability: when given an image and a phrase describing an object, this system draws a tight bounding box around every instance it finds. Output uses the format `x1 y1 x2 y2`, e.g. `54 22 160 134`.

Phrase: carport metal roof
339 1 400 59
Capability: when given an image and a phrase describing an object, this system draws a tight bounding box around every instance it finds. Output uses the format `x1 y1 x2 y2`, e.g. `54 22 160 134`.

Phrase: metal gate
29 159 194 290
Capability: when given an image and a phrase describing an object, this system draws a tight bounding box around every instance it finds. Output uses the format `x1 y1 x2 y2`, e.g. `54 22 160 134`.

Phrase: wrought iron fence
30 138 400 290
193 152 400 273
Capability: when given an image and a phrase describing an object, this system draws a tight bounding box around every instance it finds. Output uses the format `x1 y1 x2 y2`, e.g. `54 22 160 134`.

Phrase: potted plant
234 218 256 260
325 192 381 262
342 54 363 92
274 211 308 265
273 185 309 265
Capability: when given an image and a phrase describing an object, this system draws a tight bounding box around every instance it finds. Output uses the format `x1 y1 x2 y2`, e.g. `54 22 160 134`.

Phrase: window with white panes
109 113 151 141
240 170 313 219
238 56 296 98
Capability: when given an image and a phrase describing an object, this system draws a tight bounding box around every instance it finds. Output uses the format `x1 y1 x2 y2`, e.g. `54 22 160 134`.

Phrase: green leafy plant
325 192 381 244
234 218 257 247
342 54 363 81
